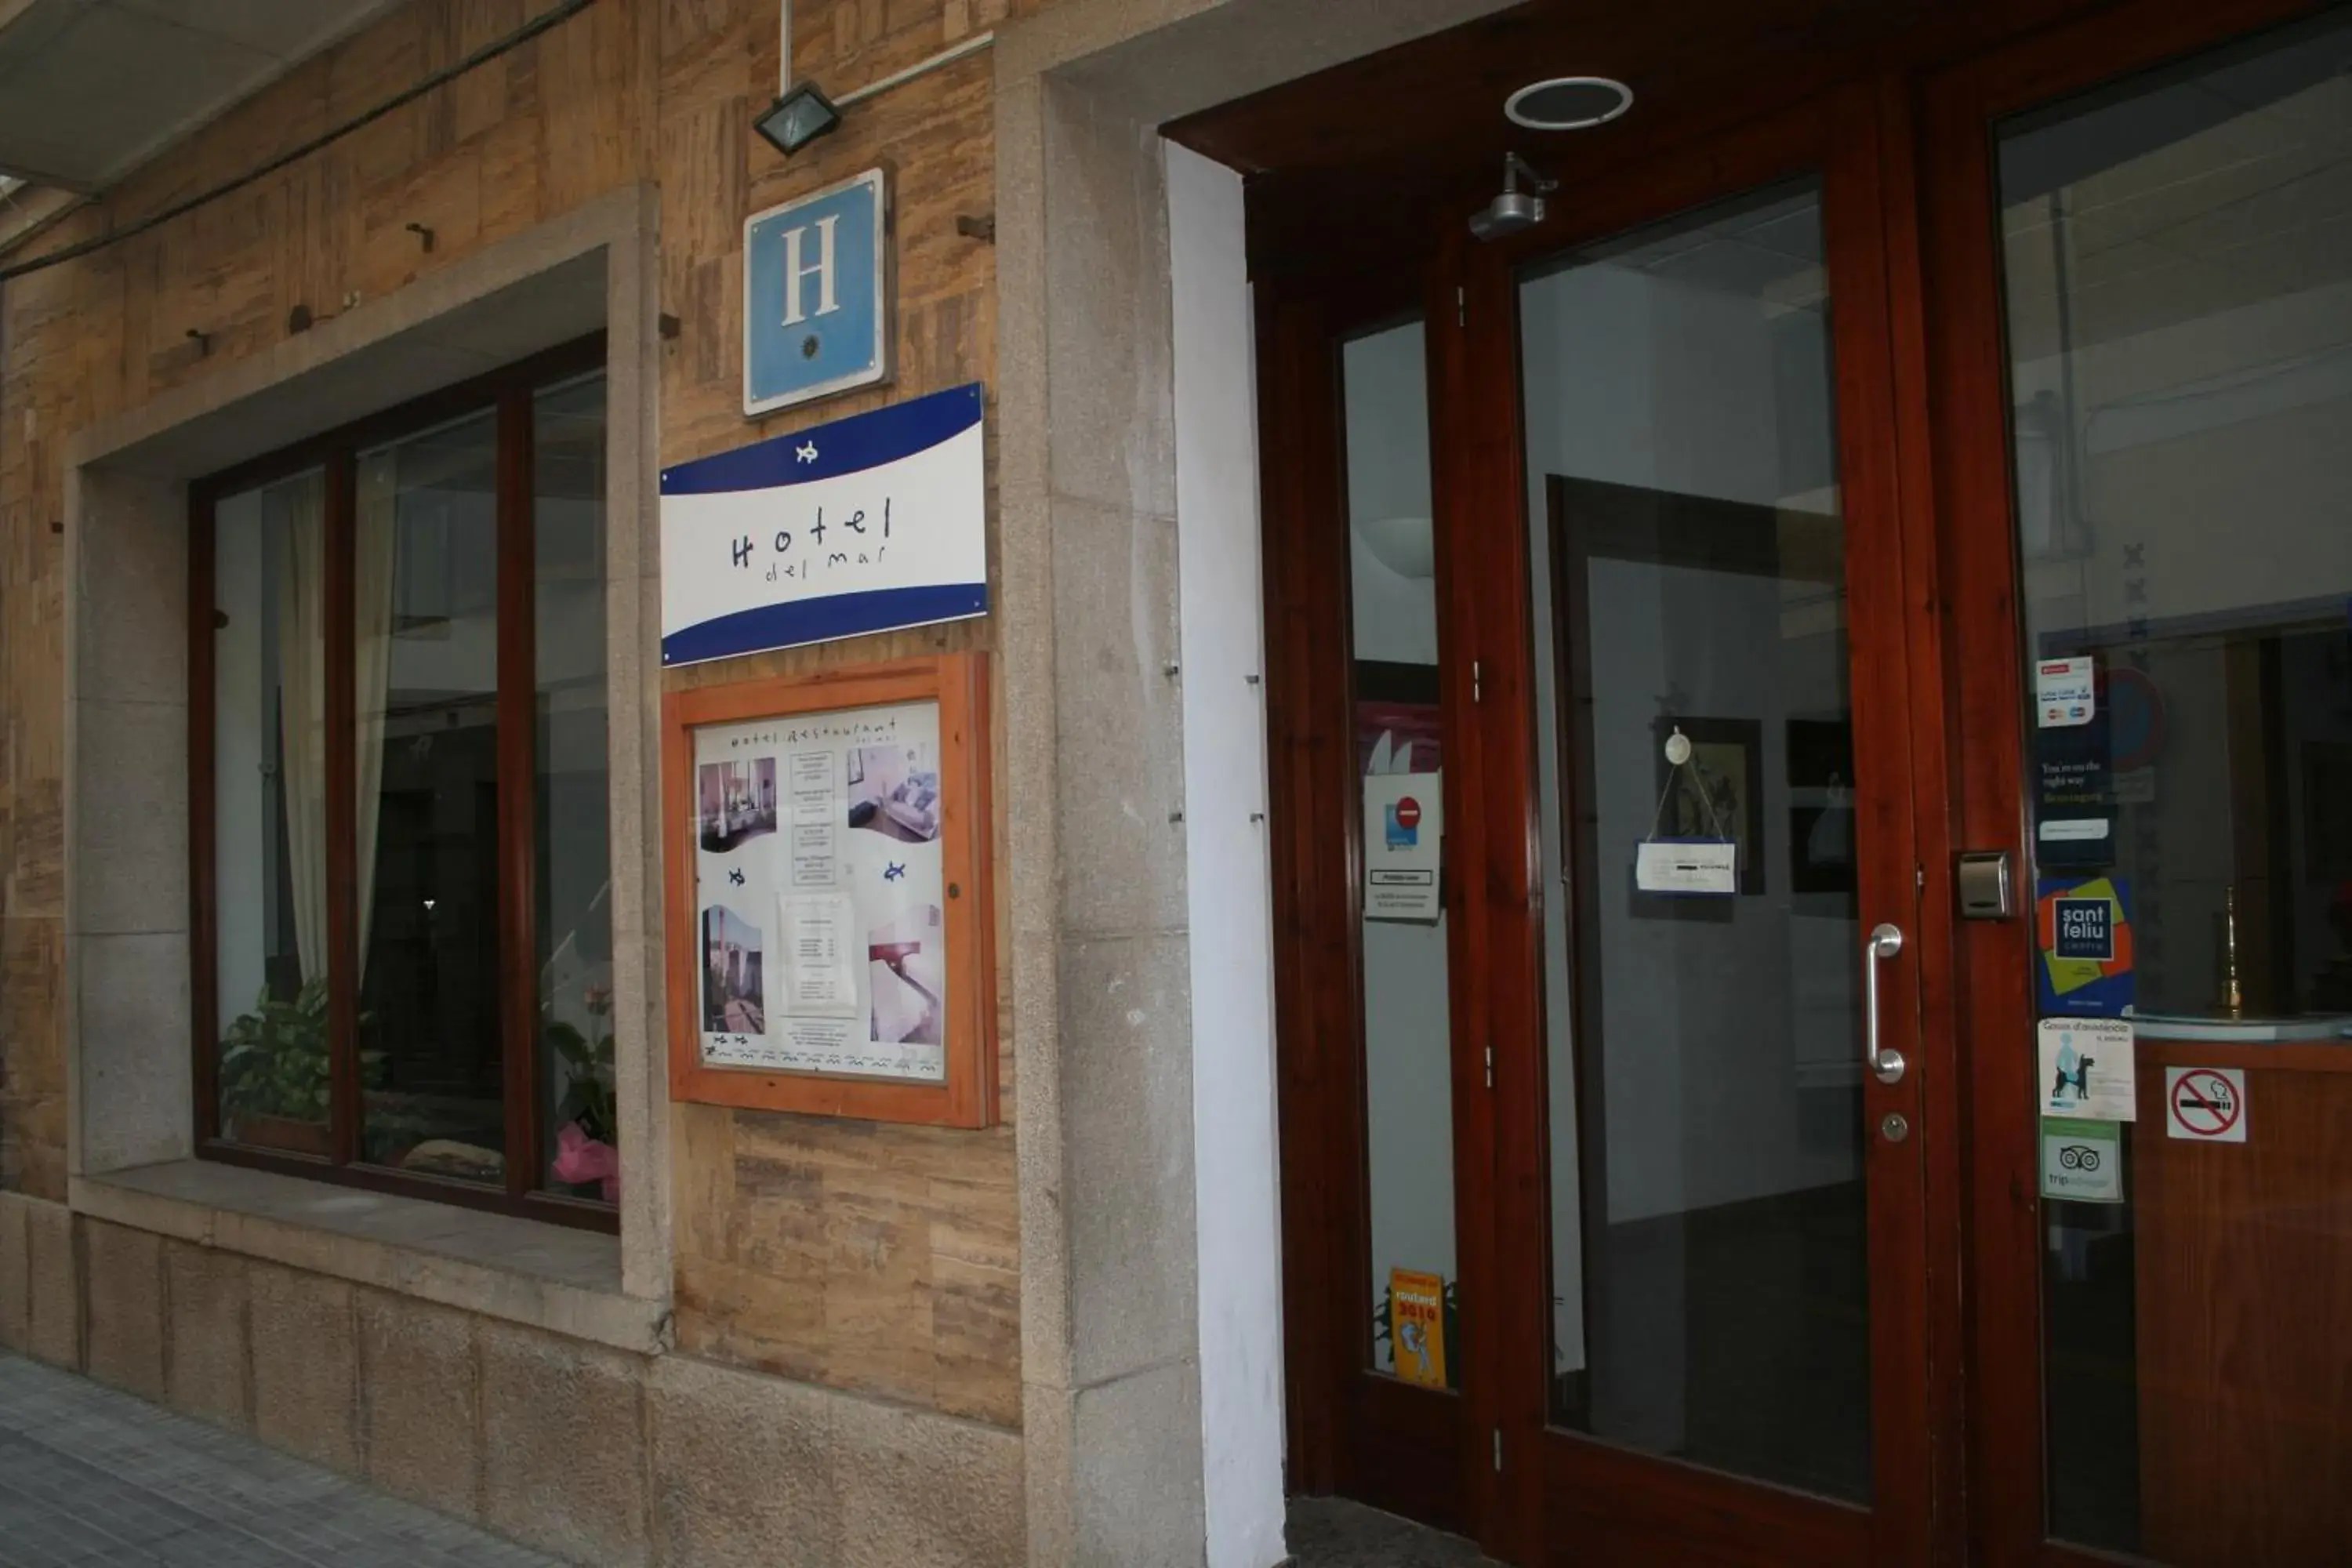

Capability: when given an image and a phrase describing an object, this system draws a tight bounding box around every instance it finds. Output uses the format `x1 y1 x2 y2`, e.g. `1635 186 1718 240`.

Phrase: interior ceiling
0 0 404 191
1160 0 2175 276
2001 40 2352 361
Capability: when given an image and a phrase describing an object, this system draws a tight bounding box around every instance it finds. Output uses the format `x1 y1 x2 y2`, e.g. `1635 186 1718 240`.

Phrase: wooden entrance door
1922 2 2352 1563
1261 87 1944 1566
1254 2 2352 1565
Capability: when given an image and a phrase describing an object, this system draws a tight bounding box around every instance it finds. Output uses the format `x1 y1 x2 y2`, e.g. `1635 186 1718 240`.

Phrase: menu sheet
691 699 949 1083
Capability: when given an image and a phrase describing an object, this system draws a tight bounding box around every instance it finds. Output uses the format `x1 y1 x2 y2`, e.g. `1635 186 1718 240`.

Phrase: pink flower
553 1121 619 1203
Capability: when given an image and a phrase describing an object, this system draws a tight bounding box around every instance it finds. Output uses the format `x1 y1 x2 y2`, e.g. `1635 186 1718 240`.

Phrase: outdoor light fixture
753 0 993 160
755 80 842 157
1469 152 1559 241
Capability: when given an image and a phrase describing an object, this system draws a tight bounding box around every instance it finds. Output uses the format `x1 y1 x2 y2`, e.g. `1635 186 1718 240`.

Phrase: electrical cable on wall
0 0 601 285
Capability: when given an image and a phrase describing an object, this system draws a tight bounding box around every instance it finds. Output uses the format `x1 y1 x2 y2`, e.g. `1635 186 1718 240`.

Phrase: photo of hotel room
845 743 941 844
698 757 778 852
869 905 945 1046
701 904 765 1034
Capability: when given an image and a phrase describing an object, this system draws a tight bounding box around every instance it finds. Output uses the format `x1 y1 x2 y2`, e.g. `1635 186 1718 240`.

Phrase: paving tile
0 1354 565 1568
141 1523 317 1566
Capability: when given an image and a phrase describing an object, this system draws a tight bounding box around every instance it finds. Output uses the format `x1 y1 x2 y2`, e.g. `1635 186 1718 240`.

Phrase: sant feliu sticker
744 168 891 416
2035 875 2133 1018
659 384 986 664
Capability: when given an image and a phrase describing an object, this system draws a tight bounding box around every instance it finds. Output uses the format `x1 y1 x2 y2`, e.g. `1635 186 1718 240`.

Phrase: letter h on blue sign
742 168 891 417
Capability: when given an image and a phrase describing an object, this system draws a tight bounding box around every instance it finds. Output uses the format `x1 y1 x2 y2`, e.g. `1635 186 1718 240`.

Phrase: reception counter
2132 1034 2352 1565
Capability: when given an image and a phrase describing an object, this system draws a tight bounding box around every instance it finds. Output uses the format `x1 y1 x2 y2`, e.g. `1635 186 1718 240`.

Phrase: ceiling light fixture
1504 75 1634 131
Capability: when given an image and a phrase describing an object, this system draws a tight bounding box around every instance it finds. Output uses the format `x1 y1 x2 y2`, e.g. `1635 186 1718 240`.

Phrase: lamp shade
1356 514 1436 581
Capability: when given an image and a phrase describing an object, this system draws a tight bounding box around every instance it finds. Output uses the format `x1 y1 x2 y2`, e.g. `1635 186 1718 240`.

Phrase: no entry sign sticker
2164 1066 2247 1143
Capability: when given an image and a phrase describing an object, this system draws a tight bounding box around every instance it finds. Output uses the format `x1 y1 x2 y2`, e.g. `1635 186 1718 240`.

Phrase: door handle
1863 922 1907 1085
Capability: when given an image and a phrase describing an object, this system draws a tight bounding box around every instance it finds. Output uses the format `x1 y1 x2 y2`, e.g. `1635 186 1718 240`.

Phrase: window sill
70 1160 667 1355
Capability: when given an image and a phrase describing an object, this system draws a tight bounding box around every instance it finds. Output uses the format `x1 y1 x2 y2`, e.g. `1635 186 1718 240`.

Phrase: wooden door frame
1258 260 1498 1537
1916 2 2336 1563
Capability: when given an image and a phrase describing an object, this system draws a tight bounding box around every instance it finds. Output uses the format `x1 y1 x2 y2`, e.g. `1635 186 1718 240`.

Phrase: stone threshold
71 1160 667 1355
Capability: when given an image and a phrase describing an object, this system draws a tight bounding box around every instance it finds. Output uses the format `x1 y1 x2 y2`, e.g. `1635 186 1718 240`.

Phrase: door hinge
1472 659 1483 702
1494 1428 1503 1472
1483 1042 1494 1090
1457 285 1467 326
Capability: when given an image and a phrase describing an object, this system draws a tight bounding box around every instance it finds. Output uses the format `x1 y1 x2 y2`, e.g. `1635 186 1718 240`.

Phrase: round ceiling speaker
1504 76 1634 131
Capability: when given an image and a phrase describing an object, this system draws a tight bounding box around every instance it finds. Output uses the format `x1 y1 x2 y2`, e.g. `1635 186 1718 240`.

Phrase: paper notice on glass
1363 771 1441 922
2037 1017 2136 1121
2036 655 2096 728
1635 838 1738 896
779 893 862 1018
2040 1116 2123 1203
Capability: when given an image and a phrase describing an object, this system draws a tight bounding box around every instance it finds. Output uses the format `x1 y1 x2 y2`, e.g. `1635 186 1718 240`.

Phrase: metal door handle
1863 922 1907 1085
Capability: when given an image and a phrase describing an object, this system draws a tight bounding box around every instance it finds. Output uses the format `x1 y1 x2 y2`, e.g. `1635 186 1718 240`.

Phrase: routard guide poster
1388 1268 1448 1390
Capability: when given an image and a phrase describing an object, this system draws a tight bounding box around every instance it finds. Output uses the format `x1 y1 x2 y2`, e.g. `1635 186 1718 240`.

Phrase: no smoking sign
2164 1066 2247 1144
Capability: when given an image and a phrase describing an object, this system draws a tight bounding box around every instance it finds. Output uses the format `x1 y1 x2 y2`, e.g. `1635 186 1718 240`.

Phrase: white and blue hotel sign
742 167 891 417
659 384 987 665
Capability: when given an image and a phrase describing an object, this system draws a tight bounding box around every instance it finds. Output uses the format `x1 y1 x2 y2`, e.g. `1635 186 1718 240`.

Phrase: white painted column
1167 140 1287 1568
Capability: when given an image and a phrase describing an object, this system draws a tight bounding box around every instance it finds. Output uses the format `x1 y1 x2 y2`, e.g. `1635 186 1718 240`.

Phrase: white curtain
354 457 398 978
273 474 329 988
273 465 399 989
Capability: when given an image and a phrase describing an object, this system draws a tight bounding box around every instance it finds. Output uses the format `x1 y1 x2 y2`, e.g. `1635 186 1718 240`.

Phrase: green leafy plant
219 979 334 1121
546 984 617 1144
218 980 379 1121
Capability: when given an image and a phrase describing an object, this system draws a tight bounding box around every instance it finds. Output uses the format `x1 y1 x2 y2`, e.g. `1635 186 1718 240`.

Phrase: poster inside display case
663 654 995 1127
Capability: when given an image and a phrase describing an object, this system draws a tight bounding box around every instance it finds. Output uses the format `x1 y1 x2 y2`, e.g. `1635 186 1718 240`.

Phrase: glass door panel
1991 14 2352 1561
1519 181 1874 1501
1340 318 1461 1385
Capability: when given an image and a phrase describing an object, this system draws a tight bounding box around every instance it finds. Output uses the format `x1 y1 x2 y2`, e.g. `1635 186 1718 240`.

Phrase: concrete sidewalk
0 1348 1507 1568
0 1355 561 1567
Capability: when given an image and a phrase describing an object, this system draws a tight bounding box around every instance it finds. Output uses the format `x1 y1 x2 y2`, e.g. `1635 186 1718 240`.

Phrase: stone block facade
1 1207 1018 1567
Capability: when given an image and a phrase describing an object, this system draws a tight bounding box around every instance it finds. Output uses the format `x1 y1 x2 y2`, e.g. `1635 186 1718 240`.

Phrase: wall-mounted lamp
756 1 992 159
755 79 842 158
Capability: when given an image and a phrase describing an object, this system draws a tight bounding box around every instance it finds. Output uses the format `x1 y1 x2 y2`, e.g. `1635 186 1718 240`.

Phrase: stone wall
0 1196 1022 1567
0 0 1037 1427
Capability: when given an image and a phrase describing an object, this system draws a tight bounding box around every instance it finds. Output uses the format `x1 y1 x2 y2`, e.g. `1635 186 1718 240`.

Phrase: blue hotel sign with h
743 168 891 417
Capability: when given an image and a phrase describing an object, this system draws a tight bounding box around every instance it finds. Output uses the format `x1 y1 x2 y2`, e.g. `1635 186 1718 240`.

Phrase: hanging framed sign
662 652 996 1127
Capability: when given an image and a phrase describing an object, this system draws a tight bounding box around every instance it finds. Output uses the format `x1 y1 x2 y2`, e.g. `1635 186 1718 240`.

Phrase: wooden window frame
188 332 616 1232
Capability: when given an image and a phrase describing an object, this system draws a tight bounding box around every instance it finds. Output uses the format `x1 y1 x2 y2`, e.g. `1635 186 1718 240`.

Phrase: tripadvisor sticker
2041 1116 2123 1204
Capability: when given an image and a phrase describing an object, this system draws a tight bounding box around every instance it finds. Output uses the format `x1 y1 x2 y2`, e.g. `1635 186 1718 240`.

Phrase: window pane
533 374 614 1200
1996 15 2352 1558
213 470 332 1155
356 410 506 1181
1518 183 1870 1501
1341 318 1460 1383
